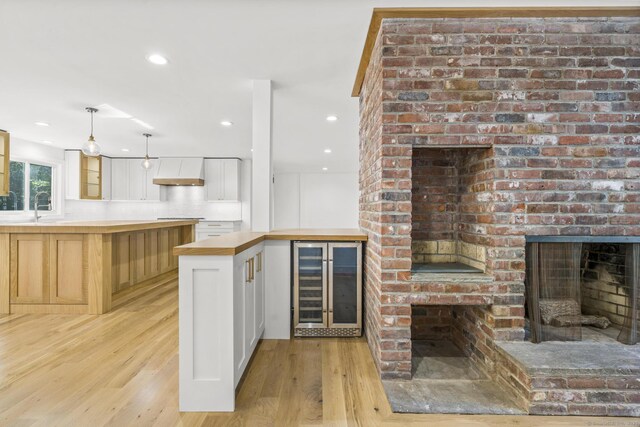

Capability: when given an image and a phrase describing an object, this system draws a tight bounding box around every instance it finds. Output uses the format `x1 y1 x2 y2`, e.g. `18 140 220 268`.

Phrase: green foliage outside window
0 161 53 212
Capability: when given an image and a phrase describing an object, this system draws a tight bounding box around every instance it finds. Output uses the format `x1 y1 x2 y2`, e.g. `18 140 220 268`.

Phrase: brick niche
358 13 640 398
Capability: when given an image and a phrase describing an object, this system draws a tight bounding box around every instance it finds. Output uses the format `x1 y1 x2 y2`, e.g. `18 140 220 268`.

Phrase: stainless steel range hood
153 158 205 186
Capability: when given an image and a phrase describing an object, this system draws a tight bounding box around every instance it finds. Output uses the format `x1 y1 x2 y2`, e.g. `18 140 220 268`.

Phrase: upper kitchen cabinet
81 154 102 200
111 158 163 201
65 151 108 200
0 130 9 196
204 159 240 201
110 158 129 201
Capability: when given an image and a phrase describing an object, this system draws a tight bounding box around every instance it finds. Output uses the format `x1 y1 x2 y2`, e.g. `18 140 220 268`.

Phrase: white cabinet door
233 253 246 387
145 161 161 201
128 159 146 201
64 151 81 200
245 255 256 351
110 159 130 200
205 159 223 201
255 250 265 337
205 159 240 201
222 159 240 201
101 157 112 200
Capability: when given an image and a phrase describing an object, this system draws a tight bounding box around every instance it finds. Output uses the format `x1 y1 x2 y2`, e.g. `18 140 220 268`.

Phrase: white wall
274 172 358 229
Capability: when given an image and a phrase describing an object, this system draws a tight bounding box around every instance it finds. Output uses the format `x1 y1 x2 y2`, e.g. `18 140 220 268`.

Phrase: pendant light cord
143 133 152 157
86 107 98 140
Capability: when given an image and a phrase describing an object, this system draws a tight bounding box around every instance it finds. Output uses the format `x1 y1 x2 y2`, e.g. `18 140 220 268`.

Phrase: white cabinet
128 160 146 201
232 243 265 388
145 162 161 201
255 250 265 339
178 241 268 411
101 157 112 200
110 159 129 200
111 158 162 201
195 221 241 241
204 159 240 201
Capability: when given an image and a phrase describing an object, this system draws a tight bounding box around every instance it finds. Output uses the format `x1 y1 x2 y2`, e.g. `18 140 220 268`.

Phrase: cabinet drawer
197 221 235 228
196 232 226 242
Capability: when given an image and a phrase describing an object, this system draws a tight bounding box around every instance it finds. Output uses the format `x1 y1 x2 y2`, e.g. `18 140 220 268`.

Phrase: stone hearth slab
412 262 484 274
412 340 485 380
497 341 640 376
383 340 526 415
383 379 526 415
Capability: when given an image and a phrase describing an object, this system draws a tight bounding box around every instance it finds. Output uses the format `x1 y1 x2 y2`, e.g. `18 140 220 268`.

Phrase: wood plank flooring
0 277 625 426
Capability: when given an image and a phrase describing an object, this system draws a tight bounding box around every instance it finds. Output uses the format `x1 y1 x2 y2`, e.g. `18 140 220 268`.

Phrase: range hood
153 158 205 186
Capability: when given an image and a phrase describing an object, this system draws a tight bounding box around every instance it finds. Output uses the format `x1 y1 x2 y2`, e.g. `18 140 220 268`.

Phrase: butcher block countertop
174 228 368 256
0 219 198 234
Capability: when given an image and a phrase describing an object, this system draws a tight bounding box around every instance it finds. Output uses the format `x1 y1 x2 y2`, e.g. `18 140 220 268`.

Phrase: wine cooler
293 241 362 337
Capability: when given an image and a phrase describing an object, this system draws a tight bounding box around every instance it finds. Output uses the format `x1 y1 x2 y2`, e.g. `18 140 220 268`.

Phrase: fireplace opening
401 304 524 414
411 305 482 379
525 239 639 345
411 147 492 274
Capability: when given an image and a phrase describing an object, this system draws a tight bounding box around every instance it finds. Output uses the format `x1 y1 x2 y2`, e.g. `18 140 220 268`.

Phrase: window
0 161 54 212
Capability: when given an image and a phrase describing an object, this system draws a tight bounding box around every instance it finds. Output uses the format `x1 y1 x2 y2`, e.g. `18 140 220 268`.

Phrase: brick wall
411 305 452 340
358 15 640 382
359 29 387 375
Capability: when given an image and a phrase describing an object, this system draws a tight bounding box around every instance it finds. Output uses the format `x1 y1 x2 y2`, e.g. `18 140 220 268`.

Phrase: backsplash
65 186 243 221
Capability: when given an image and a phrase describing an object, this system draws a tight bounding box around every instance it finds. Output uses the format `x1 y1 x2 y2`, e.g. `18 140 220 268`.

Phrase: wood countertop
0 219 198 234
174 228 368 256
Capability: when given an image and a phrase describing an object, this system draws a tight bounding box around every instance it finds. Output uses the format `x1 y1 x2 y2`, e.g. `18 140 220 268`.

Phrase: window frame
0 155 61 218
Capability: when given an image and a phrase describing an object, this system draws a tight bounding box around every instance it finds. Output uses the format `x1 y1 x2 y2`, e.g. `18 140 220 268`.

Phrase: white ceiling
0 0 634 172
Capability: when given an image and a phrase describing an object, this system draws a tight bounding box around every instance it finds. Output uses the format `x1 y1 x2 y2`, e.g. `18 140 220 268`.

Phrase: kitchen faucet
34 191 51 223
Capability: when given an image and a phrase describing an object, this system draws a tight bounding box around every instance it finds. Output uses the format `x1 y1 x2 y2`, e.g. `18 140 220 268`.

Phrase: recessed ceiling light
35 122 49 127
221 120 233 127
147 54 168 65
121 148 130 152
250 148 254 152
324 148 332 154
322 167 328 171
42 140 53 144
326 115 338 122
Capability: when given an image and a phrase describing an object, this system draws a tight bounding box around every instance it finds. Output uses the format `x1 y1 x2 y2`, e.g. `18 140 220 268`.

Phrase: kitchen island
174 229 367 412
0 219 196 315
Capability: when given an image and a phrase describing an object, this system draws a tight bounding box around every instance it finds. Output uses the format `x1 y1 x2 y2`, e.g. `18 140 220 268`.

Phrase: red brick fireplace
358 14 639 415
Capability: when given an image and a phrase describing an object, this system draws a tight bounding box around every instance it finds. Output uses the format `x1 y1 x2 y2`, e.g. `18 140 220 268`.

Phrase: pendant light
81 107 101 157
141 133 153 170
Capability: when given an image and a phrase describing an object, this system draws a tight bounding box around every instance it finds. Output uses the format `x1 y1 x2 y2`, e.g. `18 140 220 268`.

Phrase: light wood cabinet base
0 224 193 315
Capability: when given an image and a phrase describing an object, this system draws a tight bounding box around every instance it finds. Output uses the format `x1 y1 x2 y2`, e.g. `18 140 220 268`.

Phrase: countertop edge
0 220 198 234
173 229 368 256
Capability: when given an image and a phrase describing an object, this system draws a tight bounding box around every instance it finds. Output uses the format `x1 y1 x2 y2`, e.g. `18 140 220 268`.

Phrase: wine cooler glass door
329 243 362 329
294 243 327 328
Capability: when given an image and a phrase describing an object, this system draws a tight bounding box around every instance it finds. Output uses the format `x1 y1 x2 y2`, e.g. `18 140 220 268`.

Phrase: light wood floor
0 278 624 426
